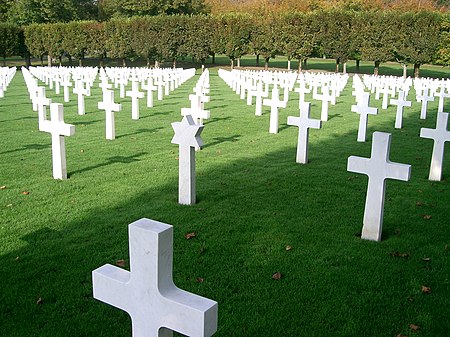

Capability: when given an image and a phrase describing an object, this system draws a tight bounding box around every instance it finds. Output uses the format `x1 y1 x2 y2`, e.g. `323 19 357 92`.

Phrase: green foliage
435 13 450 66
105 18 136 63
182 15 213 65
0 23 21 60
23 23 46 59
249 14 278 69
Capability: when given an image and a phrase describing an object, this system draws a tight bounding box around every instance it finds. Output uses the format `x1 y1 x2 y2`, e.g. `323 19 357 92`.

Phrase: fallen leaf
397 334 408 337
0 185 6 190
390 251 409 258
80 149 84 153
21 191 30 195
6 204 12 207
185 232 196 240
285 245 292 251
422 257 431 261
423 215 432 220
115 259 126 267
272 272 282 280
14 256 20 261
421 286 431 294
36 297 42 305
409 324 420 332
196 277 204 283
415 201 424 206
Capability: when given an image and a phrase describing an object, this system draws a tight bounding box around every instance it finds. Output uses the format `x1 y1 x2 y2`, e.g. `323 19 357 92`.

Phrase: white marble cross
126 80 145 120
435 84 450 113
380 85 391 110
142 78 157 108
92 218 218 337
98 89 122 140
352 93 378 142
390 90 412 129
287 102 322 164
417 86 435 120
295 81 311 109
181 94 210 125
171 115 204 205
313 86 332 121
420 112 450 181
60 76 72 103
35 86 52 128
252 81 268 116
347 132 411 241
263 87 287 134
39 103 75 180
73 80 88 115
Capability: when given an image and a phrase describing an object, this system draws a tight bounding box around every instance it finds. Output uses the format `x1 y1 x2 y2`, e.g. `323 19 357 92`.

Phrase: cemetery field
1 69 450 337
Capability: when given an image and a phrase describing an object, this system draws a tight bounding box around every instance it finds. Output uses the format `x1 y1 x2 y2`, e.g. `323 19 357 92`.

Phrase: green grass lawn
0 67 449 337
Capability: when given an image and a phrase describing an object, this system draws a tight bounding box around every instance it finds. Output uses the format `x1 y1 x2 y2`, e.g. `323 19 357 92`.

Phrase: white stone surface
35 86 52 129
351 93 378 142
417 86 435 120
171 115 204 205
263 87 287 134
73 80 88 115
347 132 411 242
127 80 145 120
98 89 122 140
92 218 218 337
287 102 322 164
39 103 75 180
420 112 450 181
390 90 411 129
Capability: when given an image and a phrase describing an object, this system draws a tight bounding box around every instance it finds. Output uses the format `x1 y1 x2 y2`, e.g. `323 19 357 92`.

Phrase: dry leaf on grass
422 214 432 220
415 201 424 206
285 245 292 251
36 297 42 305
185 232 196 240
115 259 126 267
0 185 6 190
422 257 431 261
272 272 282 280
21 191 29 195
409 324 420 332
421 286 431 294
390 252 409 258
196 277 204 283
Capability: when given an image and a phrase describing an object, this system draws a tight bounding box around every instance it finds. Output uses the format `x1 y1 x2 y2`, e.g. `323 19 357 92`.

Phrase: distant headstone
171 115 204 205
416 86 435 120
347 132 411 241
263 87 287 134
390 90 411 129
92 218 218 337
351 93 378 142
420 112 450 181
35 86 52 129
287 102 322 164
39 103 75 180
313 85 332 122
73 80 88 115
126 80 145 120
141 78 156 108
98 89 122 140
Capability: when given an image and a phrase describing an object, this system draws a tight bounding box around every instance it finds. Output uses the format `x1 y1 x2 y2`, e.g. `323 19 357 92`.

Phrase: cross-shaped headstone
92 218 218 337
263 87 287 134
435 84 450 113
380 84 391 110
171 115 204 205
252 81 268 116
60 76 72 103
347 132 411 241
39 103 75 180
98 89 122 140
295 81 311 110
420 112 450 181
181 94 210 125
287 102 322 164
126 80 145 120
390 90 412 129
417 86 435 120
142 78 157 108
313 85 332 121
73 80 88 115
35 86 52 129
351 93 378 142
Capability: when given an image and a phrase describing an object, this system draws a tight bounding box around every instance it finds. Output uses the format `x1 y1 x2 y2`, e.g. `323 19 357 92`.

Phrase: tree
105 18 136 66
85 21 108 66
0 23 20 65
62 21 90 65
394 11 441 77
24 23 47 65
436 12 450 66
249 14 278 70
182 15 213 70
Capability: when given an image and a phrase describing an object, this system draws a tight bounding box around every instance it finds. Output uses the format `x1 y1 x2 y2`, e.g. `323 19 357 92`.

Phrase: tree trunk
59 55 62 66
99 58 104 67
303 58 308 70
155 60 160 68
264 58 269 70
79 58 83 67
67 55 72 66
374 60 380 76
414 63 420 78
287 59 291 70
343 62 347 74
335 59 339 73
172 58 177 68
298 59 303 72
256 54 260 66
25 54 31 67
40 55 44 66
201 63 205 72
2 57 5 66
230 58 234 69
47 54 52 67
237 58 241 67
356 59 360 72
212 53 215 64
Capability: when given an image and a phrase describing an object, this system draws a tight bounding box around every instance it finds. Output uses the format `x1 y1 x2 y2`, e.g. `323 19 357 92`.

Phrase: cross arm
347 156 370 176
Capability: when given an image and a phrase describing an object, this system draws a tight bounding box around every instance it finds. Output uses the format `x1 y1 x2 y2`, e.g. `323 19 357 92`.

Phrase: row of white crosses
0 66 17 98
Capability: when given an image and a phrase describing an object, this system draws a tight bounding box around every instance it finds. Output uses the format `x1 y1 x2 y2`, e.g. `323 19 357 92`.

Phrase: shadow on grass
0 143 48 155
117 127 164 139
0 74 449 337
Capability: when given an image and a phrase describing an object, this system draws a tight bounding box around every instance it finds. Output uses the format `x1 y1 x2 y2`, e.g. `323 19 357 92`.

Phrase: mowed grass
0 68 449 337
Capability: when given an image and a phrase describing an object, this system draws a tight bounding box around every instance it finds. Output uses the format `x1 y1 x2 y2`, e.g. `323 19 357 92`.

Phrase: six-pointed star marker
171 115 204 148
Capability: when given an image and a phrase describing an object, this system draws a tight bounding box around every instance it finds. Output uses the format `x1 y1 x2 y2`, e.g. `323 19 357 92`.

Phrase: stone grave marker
416 86 435 120
347 132 411 241
313 85 332 122
420 112 450 181
171 115 204 205
142 78 157 108
93 218 218 337
352 93 378 142
435 84 450 113
39 103 75 180
98 89 122 140
126 80 145 120
73 80 88 115
390 90 412 129
35 86 52 128
287 102 322 164
263 87 287 134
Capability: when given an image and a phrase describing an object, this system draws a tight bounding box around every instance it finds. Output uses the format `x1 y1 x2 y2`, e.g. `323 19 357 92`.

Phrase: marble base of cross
39 103 75 180
420 112 450 181
92 218 218 337
347 132 411 241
